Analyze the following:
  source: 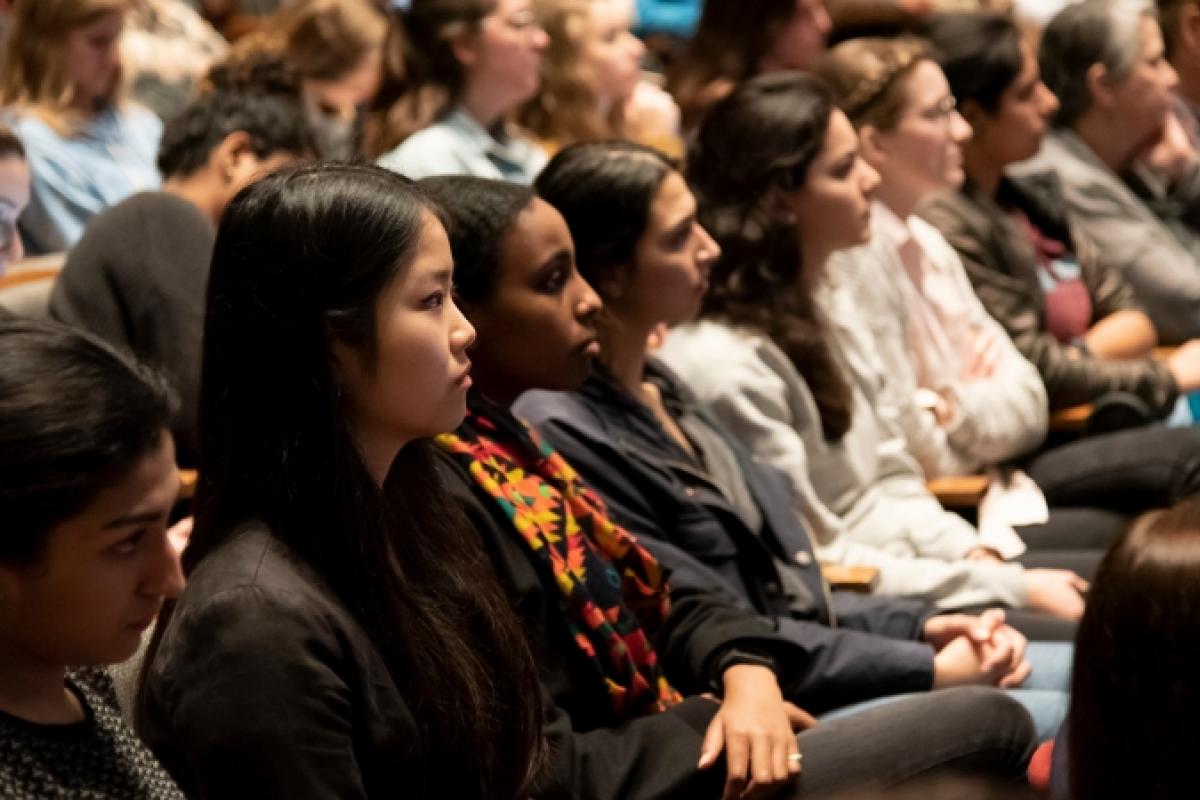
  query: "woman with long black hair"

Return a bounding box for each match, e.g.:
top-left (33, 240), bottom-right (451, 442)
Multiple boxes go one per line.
top-left (136, 163), bottom-right (544, 800)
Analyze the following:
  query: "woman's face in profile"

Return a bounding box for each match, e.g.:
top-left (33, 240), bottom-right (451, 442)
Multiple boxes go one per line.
top-left (617, 171), bottom-right (720, 329)
top-left (0, 433), bottom-right (184, 668)
top-left (334, 212), bottom-right (477, 448)
top-left (463, 198), bottom-right (602, 398)
top-left (780, 109), bottom-right (880, 268)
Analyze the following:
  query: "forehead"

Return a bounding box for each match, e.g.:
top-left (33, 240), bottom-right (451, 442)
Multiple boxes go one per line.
top-left (498, 198), bottom-right (573, 282)
top-left (900, 59), bottom-right (950, 107)
top-left (816, 109), bottom-right (858, 164)
top-left (407, 212), bottom-right (454, 276)
top-left (1138, 14), bottom-right (1164, 56)
top-left (72, 10), bottom-right (124, 38)
top-left (647, 171), bottom-right (695, 227)
top-left (492, 0), bottom-right (531, 17)
top-left (591, 0), bottom-right (633, 26)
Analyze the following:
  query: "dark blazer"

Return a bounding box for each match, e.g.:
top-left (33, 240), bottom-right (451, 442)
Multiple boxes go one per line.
top-left (140, 525), bottom-right (425, 799)
top-left (920, 173), bottom-right (1178, 415)
top-left (436, 441), bottom-right (809, 800)
top-left (514, 363), bottom-right (936, 713)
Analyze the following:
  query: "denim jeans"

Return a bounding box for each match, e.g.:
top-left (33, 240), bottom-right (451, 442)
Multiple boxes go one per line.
top-left (792, 687), bottom-right (1036, 796)
top-left (821, 642), bottom-right (1072, 742)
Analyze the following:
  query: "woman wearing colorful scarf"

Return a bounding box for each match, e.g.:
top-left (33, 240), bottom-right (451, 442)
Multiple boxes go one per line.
top-left (421, 174), bottom-right (1037, 799)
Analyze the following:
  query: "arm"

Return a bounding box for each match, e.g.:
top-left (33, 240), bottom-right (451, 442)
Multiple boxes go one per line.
top-left (1079, 230), bottom-right (1158, 358)
top-left (48, 210), bottom-right (137, 349)
top-left (923, 200), bottom-right (1179, 414)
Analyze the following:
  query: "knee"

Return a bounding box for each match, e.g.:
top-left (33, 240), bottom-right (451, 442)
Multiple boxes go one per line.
top-left (937, 687), bottom-right (1037, 769)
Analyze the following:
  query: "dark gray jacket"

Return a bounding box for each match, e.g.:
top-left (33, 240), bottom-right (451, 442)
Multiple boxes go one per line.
top-left (515, 363), bottom-right (937, 713)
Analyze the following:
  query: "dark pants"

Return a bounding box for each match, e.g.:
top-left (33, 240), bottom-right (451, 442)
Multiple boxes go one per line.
top-left (789, 687), bottom-right (1036, 797)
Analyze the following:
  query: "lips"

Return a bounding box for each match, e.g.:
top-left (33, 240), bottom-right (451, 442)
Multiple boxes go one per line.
top-left (574, 334), bottom-right (601, 357)
top-left (453, 362), bottom-right (473, 387)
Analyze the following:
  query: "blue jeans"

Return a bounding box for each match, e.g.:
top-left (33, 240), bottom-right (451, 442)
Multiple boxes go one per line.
top-left (821, 641), bottom-right (1072, 742)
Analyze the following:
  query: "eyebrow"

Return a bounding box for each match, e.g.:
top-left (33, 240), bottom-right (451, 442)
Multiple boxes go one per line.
top-left (101, 509), bottom-right (169, 530)
top-left (535, 250), bottom-right (572, 275)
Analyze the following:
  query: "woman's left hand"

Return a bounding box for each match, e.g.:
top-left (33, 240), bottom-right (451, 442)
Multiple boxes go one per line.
top-left (698, 664), bottom-right (814, 799)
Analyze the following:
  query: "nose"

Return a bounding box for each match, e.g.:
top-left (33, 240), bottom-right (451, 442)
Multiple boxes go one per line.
top-left (573, 273), bottom-right (603, 322)
top-left (1164, 59), bottom-right (1180, 91)
top-left (1038, 82), bottom-right (1060, 118)
top-left (950, 110), bottom-right (972, 145)
top-left (147, 529), bottom-right (187, 601)
top-left (814, 2), bottom-right (833, 38)
top-left (531, 25), bottom-right (550, 51)
top-left (449, 298), bottom-right (477, 352)
top-left (859, 158), bottom-right (882, 198)
top-left (630, 32), bottom-right (646, 61)
top-left (696, 223), bottom-right (721, 266)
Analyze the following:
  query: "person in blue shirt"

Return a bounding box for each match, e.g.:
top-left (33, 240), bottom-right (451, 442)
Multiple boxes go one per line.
top-left (0, 0), bottom-right (162, 255)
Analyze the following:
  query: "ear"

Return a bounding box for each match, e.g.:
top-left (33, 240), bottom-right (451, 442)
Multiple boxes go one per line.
top-left (211, 130), bottom-right (255, 186)
top-left (760, 186), bottom-right (799, 226)
top-left (450, 30), bottom-right (481, 70)
top-left (857, 124), bottom-right (888, 169)
top-left (1086, 61), bottom-right (1116, 112)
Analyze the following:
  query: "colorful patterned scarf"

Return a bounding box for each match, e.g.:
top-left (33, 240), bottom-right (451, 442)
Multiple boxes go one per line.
top-left (437, 398), bottom-right (682, 718)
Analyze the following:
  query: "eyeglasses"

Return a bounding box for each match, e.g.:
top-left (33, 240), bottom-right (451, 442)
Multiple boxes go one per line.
top-left (912, 95), bottom-right (959, 126)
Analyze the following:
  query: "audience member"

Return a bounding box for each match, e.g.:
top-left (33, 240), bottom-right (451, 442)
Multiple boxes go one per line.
top-left (1009, 0), bottom-right (1200, 343)
top-left (232, 0), bottom-right (385, 159)
top-left (49, 67), bottom-right (314, 468)
top-left (122, 0), bottom-right (230, 120)
top-left (922, 12), bottom-right (1200, 416)
top-left (0, 125), bottom-right (28, 279)
top-left (521, 140), bottom-right (1072, 738)
top-left (667, 0), bottom-right (832, 131)
top-left (137, 164), bottom-right (545, 799)
top-left (0, 318), bottom-right (185, 798)
top-left (519, 0), bottom-right (681, 155)
top-left (656, 73), bottom-right (1088, 632)
top-left (422, 172), bottom-right (1039, 799)
top-left (370, 0), bottom-right (551, 182)
top-left (816, 32), bottom-right (1200, 539)
top-left (1064, 495), bottom-right (1200, 798)
top-left (0, 0), bottom-right (162, 255)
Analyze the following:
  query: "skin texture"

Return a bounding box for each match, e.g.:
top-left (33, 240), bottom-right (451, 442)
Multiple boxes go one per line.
top-left (306, 47), bottom-right (383, 123)
top-left (582, 0), bottom-right (644, 112)
top-left (65, 10), bottom-right (125, 111)
top-left (759, 0), bottom-right (832, 74)
top-left (463, 197), bottom-right (602, 406)
top-left (775, 108), bottom-right (880, 281)
top-left (864, 59), bottom-right (972, 220)
top-left (0, 155), bottom-right (30, 274)
top-left (333, 213), bottom-right (476, 482)
top-left (456, 0), bottom-right (551, 127)
top-left (0, 433), bottom-right (185, 724)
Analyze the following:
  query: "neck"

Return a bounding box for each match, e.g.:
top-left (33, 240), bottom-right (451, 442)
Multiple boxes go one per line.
top-left (874, 180), bottom-right (918, 222)
top-left (600, 316), bottom-right (652, 399)
top-left (963, 142), bottom-right (1004, 198)
top-left (355, 431), bottom-right (403, 487)
top-left (800, 239), bottom-right (832, 288)
top-left (163, 174), bottom-right (221, 225)
top-left (1074, 114), bottom-right (1139, 174)
top-left (458, 83), bottom-right (512, 132)
top-left (0, 645), bottom-right (80, 725)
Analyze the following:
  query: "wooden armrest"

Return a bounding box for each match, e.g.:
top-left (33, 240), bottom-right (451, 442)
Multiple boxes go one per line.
top-left (178, 469), bottom-right (198, 500)
top-left (927, 474), bottom-right (991, 508)
top-left (1049, 404), bottom-right (1093, 432)
top-left (821, 564), bottom-right (880, 593)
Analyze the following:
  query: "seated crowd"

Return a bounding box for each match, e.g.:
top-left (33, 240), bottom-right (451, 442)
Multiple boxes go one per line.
top-left (5, 0), bottom-right (1200, 798)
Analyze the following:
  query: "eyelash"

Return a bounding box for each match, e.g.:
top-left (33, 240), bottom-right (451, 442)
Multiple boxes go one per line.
top-left (111, 529), bottom-right (146, 557)
top-left (539, 268), bottom-right (567, 293)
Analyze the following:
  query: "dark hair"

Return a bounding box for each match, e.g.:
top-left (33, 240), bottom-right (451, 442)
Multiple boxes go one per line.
top-left (0, 319), bottom-right (177, 564)
top-left (535, 141), bottom-right (674, 294)
top-left (156, 75), bottom-right (315, 178)
top-left (419, 175), bottom-right (535, 303)
top-left (0, 125), bottom-right (24, 160)
top-left (1068, 498), bottom-right (1200, 799)
top-left (927, 13), bottom-right (1025, 115)
top-left (667, 0), bottom-right (805, 130)
top-left (140, 163), bottom-right (542, 800)
top-left (363, 0), bottom-right (494, 156)
top-left (688, 72), bottom-right (852, 441)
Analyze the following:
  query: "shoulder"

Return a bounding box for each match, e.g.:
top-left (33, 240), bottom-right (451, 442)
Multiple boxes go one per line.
top-left (658, 321), bottom-right (790, 393)
top-left (377, 122), bottom-right (470, 177)
top-left (919, 187), bottom-right (985, 237)
top-left (513, 389), bottom-right (596, 432)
